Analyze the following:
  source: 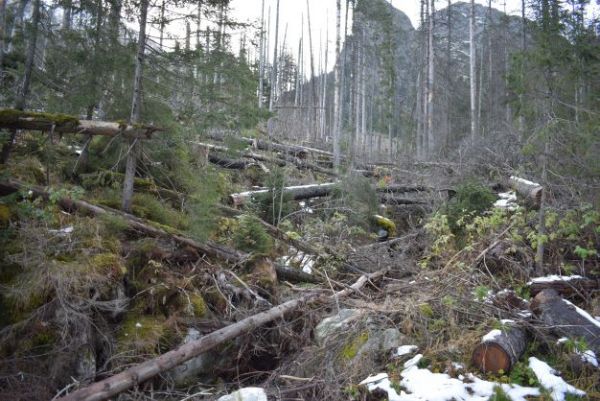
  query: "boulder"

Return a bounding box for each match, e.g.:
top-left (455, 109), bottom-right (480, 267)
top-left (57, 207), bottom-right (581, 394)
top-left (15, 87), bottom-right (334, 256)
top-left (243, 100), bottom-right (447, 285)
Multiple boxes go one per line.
top-left (217, 387), bottom-right (267, 401)
top-left (314, 309), bottom-right (365, 345)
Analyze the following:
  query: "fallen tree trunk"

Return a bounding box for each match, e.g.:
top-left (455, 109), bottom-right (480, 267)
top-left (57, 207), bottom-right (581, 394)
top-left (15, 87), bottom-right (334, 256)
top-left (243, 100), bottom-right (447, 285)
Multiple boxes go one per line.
top-left (229, 183), bottom-right (338, 207)
top-left (378, 194), bottom-right (428, 206)
top-left (530, 289), bottom-right (600, 354)
top-left (206, 132), bottom-right (308, 158)
top-left (472, 324), bottom-right (528, 374)
top-left (0, 109), bottom-right (162, 138)
top-left (275, 264), bottom-right (322, 284)
top-left (208, 152), bottom-right (258, 169)
top-left (192, 142), bottom-right (287, 167)
top-left (57, 269), bottom-right (387, 401)
top-left (528, 276), bottom-right (600, 298)
top-left (509, 176), bottom-right (543, 209)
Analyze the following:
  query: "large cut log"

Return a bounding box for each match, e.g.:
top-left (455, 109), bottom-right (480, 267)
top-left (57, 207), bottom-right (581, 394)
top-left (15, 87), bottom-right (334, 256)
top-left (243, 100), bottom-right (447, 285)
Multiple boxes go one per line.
top-left (0, 109), bottom-right (162, 139)
top-left (472, 323), bottom-right (528, 374)
top-left (56, 269), bottom-right (387, 401)
top-left (528, 276), bottom-right (600, 298)
top-left (530, 289), bottom-right (600, 354)
top-left (229, 183), bottom-right (338, 207)
top-left (509, 176), bottom-right (543, 209)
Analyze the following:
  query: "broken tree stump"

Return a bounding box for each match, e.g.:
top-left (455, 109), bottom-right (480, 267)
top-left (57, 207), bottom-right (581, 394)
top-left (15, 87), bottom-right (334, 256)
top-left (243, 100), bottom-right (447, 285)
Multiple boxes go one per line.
top-left (472, 324), bottom-right (528, 374)
top-left (530, 289), bottom-right (600, 354)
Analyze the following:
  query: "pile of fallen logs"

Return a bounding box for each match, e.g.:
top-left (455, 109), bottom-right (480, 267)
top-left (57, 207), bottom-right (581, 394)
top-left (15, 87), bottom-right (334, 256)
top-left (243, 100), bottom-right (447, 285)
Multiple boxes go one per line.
top-left (472, 281), bottom-right (600, 374)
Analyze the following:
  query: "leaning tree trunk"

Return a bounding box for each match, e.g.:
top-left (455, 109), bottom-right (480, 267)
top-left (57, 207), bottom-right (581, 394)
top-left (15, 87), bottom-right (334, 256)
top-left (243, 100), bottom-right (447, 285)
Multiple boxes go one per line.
top-left (472, 324), bottom-right (528, 374)
top-left (531, 289), bottom-right (600, 354)
top-left (122, 0), bottom-right (148, 212)
top-left (0, 0), bottom-right (40, 164)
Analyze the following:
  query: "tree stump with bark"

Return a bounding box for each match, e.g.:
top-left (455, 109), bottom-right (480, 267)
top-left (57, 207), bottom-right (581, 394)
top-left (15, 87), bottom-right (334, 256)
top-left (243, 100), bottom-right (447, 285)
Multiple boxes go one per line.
top-left (472, 324), bottom-right (528, 373)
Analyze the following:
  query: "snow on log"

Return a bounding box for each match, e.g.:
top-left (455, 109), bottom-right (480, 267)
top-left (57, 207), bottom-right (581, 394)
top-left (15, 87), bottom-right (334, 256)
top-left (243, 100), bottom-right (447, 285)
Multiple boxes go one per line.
top-left (229, 183), bottom-right (338, 207)
top-left (509, 176), bottom-right (543, 209)
top-left (472, 323), bottom-right (528, 373)
top-left (0, 109), bottom-right (162, 138)
top-left (527, 275), bottom-right (600, 298)
top-left (56, 269), bottom-right (388, 401)
top-left (530, 289), bottom-right (600, 354)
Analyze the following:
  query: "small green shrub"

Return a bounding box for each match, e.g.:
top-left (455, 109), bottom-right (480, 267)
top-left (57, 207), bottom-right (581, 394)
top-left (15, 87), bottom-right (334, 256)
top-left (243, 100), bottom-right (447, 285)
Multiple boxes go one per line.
top-left (232, 215), bottom-right (273, 254)
top-left (444, 181), bottom-right (496, 236)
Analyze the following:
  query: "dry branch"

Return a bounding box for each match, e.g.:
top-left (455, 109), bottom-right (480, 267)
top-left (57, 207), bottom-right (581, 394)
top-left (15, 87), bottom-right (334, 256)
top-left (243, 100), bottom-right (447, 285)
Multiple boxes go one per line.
top-left (57, 269), bottom-right (387, 401)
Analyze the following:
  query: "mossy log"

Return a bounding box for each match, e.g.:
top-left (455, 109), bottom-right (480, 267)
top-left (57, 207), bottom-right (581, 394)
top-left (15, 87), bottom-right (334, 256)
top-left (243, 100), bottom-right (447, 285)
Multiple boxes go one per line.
top-left (509, 176), bottom-right (543, 209)
top-left (530, 289), bottom-right (600, 354)
top-left (56, 268), bottom-right (389, 401)
top-left (0, 109), bottom-right (162, 138)
top-left (471, 324), bottom-right (528, 374)
top-left (527, 276), bottom-right (600, 298)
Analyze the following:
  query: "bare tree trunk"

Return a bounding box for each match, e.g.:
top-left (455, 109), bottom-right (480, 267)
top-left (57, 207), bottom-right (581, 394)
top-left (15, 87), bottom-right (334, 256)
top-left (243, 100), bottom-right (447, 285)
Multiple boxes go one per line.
top-left (535, 141), bottom-right (548, 274)
top-left (196, 0), bottom-right (202, 50)
top-left (0, 0), bottom-right (7, 74)
top-left (426, 0), bottom-right (435, 155)
top-left (7, 0), bottom-right (28, 53)
top-left (332, 0), bottom-right (342, 168)
top-left (258, 0), bottom-right (265, 108)
top-left (305, 0), bottom-right (318, 143)
top-left (469, 0), bottom-right (478, 142)
top-left (446, 0), bottom-right (452, 151)
top-left (122, 0), bottom-right (148, 212)
top-left (269, 0), bottom-right (280, 112)
top-left (1, 0), bottom-right (40, 164)
top-left (62, 0), bottom-right (73, 30)
top-left (320, 24), bottom-right (329, 142)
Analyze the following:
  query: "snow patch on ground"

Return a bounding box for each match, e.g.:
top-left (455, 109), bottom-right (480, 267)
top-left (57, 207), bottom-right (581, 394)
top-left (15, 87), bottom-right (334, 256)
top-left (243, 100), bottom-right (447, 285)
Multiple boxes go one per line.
top-left (360, 354), bottom-right (540, 401)
top-left (394, 345), bottom-right (418, 357)
top-left (528, 357), bottom-right (586, 401)
top-left (217, 387), bottom-right (267, 401)
top-left (510, 176), bottom-right (541, 187)
top-left (577, 349), bottom-right (599, 368)
top-left (494, 191), bottom-right (518, 210)
top-left (49, 226), bottom-right (74, 236)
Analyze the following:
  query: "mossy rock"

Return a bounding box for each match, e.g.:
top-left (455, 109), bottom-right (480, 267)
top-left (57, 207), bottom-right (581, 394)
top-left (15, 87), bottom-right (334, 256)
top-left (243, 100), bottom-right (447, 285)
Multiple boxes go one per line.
top-left (89, 252), bottom-right (127, 279)
top-left (340, 332), bottom-right (370, 360)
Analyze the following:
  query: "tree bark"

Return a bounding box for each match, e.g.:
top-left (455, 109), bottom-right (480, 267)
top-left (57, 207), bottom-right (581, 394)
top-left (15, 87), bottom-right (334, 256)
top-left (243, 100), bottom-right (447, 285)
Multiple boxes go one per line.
top-left (122, 0), bottom-right (148, 212)
top-left (426, 0), bottom-right (435, 155)
top-left (531, 289), bottom-right (600, 354)
top-left (472, 324), bottom-right (528, 374)
top-left (0, 0), bottom-right (7, 74)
